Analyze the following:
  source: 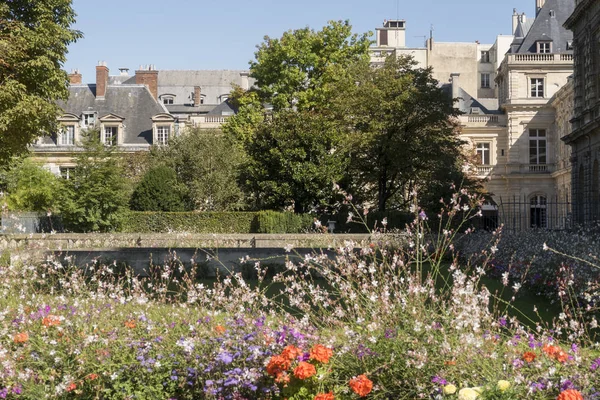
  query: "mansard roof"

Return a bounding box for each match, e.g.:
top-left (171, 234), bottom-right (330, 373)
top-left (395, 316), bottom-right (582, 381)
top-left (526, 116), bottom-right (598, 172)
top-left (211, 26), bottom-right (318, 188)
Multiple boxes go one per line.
top-left (57, 84), bottom-right (167, 145)
top-left (515, 0), bottom-right (574, 54)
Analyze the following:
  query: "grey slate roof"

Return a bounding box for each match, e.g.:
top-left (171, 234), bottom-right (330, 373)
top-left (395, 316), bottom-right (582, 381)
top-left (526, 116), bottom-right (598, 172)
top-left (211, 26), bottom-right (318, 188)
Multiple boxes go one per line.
top-left (207, 100), bottom-right (236, 116)
top-left (157, 70), bottom-right (255, 106)
top-left (514, 0), bottom-right (574, 54)
top-left (47, 84), bottom-right (166, 145)
top-left (441, 84), bottom-right (501, 114)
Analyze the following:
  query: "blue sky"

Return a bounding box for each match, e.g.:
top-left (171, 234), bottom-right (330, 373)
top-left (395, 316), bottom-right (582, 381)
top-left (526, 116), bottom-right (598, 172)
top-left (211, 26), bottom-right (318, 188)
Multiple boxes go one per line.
top-left (64, 0), bottom-right (534, 81)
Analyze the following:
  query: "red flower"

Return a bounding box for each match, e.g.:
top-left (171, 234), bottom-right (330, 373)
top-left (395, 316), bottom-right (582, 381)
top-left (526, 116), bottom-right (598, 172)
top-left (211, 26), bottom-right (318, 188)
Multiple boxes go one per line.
top-left (13, 332), bottom-right (29, 344)
top-left (42, 315), bottom-right (61, 327)
top-left (215, 325), bottom-right (226, 335)
top-left (266, 355), bottom-right (291, 377)
top-left (310, 344), bottom-right (333, 364)
top-left (314, 392), bottom-right (334, 400)
top-left (349, 374), bottom-right (373, 397)
top-left (66, 382), bottom-right (77, 392)
top-left (293, 361), bottom-right (316, 380)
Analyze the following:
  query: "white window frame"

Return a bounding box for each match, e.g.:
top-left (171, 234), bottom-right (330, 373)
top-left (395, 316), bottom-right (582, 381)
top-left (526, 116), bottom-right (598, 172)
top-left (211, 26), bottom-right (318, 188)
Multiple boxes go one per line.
top-left (162, 96), bottom-right (174, 105)
top-left (529, 129), bottom-right (547, 165)
top-left (475, 142), bottom-right (491, 165)
top-left (481, 73), bottom-right (491, 89)
top-left (60, 167), bottom-right (75, 180)
top-left (530, 78), bottom-right (545, 98)
top-left (537, 41), bottom-right (552, 54)
top-left (59, 125), bottom-right (75, 146)
top-left (156, 125), bottom-right (170, 146)
top-left (103, 125), bottom-right (118, 146)
top-left (82, 112), bottom-right (96, 128)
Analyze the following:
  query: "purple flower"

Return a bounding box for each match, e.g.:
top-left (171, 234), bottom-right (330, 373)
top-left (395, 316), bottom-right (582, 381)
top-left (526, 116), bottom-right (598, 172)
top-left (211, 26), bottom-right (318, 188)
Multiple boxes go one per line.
top-left (591, 358), bottom-right (600, 371)
top-left (561, 380), bottom-right (575, 391)
top-left (431, 376), bottom-right (448, 386)
top-left (216, 352), bottom-right (233, 364)
top-left (499, 317), bottom-right (507, 327)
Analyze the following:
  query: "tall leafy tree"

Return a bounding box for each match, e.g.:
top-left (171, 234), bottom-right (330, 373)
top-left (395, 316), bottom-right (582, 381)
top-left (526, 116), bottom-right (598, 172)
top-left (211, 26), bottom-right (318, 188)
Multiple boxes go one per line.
top-left (240, 110), bottom-right (348, 213)
top-left (250, 20), bottom-right (372, 112)
top-left (334, 55), bottom-right (466, 212)
top-left (61, 131), bottom-right (130, 232)
top-left (0, 1), bottom-right (82, 163)
top-left (150, 129), bottom-right (246, 211)
top-left (129, 165), bottom-right (185, 212)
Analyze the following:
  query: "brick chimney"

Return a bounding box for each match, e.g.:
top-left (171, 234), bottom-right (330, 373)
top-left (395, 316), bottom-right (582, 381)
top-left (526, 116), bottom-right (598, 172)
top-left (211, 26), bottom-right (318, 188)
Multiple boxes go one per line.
top-left (135, 65), bottom-right (158, 100)
top-left (194, 86), bottom-right (202, 107)
top-left (68, 69), bottom-right (82, 85)
top-left (96, 61), bottom-right (109, 98)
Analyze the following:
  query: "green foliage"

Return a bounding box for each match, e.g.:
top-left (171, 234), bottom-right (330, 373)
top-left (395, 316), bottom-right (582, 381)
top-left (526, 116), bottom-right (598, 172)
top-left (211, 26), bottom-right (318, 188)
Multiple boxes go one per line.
top-left (250, 20), bottom-right (372, 112)
top-left (332, 55), bottom-right (470, 212)
top-left (150, 129), bottom-right (246, 211)
top-left (255, 211), bottom-right (314, 234)
top-left (240, 110), bottom-right (348, 213)
top-left (323, 210), bottom-right (414, 233)
top-left (60, 130), bottom-right (130, 232)
top-left (0, 0), bottom-right (82, 163)
top-left (129, 165), bottom-right (185, 212)
top-left (0, 158), bottom-right (63, 212)
top-left (120, 211), bottom-right (258, 233)
top-left (222, 86), bottom-right (265, 144)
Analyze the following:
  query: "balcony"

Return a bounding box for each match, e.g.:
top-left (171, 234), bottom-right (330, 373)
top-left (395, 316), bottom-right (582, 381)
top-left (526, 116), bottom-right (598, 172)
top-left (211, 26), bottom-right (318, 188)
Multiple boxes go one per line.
top-left (190, 115), bottom-right (231, 129)
top-left (476, 165), bottom-right (493, 176)
top-left (505, 164), bottom-right (557, 174)
top-left (459, 114), bottom-right (506, 127)
top-left (505, 53), bottom-right (573, 65)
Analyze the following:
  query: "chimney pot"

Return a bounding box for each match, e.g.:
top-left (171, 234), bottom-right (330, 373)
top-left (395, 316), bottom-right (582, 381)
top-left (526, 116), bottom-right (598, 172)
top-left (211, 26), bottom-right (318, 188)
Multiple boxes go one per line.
top-left (68, 69), bottom-right (82, 85)
top-left (136, 66), bottom-right (159, 101)
top-left (96, 62), bottom-right (109, 98)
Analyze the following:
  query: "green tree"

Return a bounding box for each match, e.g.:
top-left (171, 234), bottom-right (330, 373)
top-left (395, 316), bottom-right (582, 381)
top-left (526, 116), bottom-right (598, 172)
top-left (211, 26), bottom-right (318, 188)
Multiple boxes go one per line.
top-left (129, 165), bottom-right (185, 212)
top-left (0, 158), bottom-right (63, 212)
top-left (240, 110), bottom-right (348, 213)
top-left (61, 130), bottom-right (129, 232)
top-left (0, 1), bottom-right (82, 163)
top-left (334, 55), bottom-right (467, 211)
top-left (150, 129), bottom-right (246, 211)
top-left (250, 20), bottom-right (371, 112)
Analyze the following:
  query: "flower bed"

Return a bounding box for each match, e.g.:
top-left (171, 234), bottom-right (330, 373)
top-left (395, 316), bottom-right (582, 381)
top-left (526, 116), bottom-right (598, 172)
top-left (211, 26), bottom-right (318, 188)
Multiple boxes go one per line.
top-left (1, 192), bottom-right (599, 399)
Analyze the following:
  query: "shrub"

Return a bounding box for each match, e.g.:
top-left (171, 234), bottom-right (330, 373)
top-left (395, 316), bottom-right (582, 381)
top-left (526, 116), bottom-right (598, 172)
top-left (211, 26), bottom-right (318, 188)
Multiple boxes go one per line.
top-left (129, 165), bottom-right (185, 212)
top-left (121, 211), bottom-right (258, 233)
top-left (255, 211), bottom-right (314, 233)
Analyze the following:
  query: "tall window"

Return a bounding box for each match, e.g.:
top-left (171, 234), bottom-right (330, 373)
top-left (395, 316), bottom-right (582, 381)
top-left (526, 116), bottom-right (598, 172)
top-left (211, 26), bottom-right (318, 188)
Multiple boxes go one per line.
top-left (481, 73), bottom-right (491, 89)
top-left (59, 125), bottom-right (75, 145)
top-left (530, 78), bottom-right (545, 97)
top-left (156, 126), bottom-right (170, 146)
top-left (529, 129), bottom-right (547, 165)
top-left (82, 112), bottom-right (96, 128)
top-left (530, 195), bottom-right (547, 228)
top-left (481, 51), bottom-right (490, 63)
top-left (476, 143), bottom-right (490, 165)
top-left (60, 167), bottom-right (74, 180)
top-left (103, 126), bottom-right (117, 145)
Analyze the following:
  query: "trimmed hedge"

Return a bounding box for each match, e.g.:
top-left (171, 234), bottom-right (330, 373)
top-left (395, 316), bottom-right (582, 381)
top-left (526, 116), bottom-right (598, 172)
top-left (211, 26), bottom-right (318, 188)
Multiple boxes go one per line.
top-left (120, 211), bottom-right (315, 234)
top-left (120, 212), bottom-right (258, 234)
top-left (255, 211), bottom-right (315, 234)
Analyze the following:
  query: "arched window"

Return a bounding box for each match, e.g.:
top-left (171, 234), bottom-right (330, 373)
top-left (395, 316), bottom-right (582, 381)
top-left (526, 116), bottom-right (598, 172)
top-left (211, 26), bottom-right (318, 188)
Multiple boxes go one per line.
top-left (530, 195), bottom-right (547, 228)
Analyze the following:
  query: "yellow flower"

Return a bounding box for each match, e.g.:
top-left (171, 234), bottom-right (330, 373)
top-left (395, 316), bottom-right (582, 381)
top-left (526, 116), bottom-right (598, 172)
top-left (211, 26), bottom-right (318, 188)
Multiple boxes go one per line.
top-left (443, 384), bottom-right (457, 395)
top-left (458, 388), bottom-right (480, 400)
top-left (497, 380), bottom-right (511, 392)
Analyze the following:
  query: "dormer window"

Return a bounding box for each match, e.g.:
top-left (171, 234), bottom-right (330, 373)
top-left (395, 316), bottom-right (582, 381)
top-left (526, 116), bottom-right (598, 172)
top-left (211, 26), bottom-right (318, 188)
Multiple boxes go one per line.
top-left (82, 112), bottom-right (96, 128)
top-left (103, 126), bottom-right (118, 145)
top-left (162, 95), bottom-right (175, 105)
top-left (481, 51), bottom-right (490, 63)
top-left (219, 95), bottom-right (229, 103)
top-left (156, 126), bottom-right (170, 146)
top-left (537, 41), bottom-right (552, 53)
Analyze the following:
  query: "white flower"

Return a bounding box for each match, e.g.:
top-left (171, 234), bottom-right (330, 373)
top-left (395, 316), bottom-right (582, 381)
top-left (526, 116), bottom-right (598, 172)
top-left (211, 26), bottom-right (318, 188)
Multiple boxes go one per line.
top-left (284, 244), bottom-right (293, 253)
top-left (543, 242), bottom-right (549, 251)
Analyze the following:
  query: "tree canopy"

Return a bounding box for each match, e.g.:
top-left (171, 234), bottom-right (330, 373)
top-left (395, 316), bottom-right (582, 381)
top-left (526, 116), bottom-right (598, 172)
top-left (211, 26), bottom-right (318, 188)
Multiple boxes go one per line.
top-left (129, 165), bottom-right (186, 212)
top-left (0, 0), bottom-right (82, 163)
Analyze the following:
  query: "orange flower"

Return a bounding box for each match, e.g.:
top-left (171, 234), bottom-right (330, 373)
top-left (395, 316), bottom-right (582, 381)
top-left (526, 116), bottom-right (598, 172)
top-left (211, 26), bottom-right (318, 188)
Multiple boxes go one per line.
top-left (293, 361), bottom-right (316, 380)
top-left (13, 332), bottom-right (29, 344)
top-left (215, 325), bottom-right (226, 335)
top-left (555, 349), bottom-right (569, 363)
top-left (266, 355), bottom-right (291, 377)
top-left (543, 344), bottom-right (559, 357)
top-left (124, 320), bottom-right (136, 329)
top-left (66, 382), bottom-right (77, 392)
top-left (275, 371), bottom-right (290, 385)
top-left (444, 360), bottom-right (457, 366)
top-left (281, 345), bottom-right (303, 361)
top-left (522, 351), bottom-right (536, 363)
top-left (314, 392), bottom-right (334, 400)
top-left (86, 373), bottom-right (99, 381)
top-left (557, 389), bottom-right (584, 400)
top-left (42, 315), bottom-right (61, 327)
top-left (349, 374), bottom-right (373, 397)
top-left (310, 344), bottom-right (333, 364)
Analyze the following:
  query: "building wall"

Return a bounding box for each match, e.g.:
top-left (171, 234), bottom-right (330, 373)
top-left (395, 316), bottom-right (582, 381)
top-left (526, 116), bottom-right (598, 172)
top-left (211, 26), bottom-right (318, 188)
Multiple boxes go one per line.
top-left (427, 41), bottom-right (480, 96)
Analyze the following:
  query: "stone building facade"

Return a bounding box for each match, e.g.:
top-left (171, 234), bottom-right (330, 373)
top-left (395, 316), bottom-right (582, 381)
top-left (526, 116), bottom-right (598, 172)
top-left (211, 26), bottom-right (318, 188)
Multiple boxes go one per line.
top-left (563, 0), bottom-right (600, 224)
